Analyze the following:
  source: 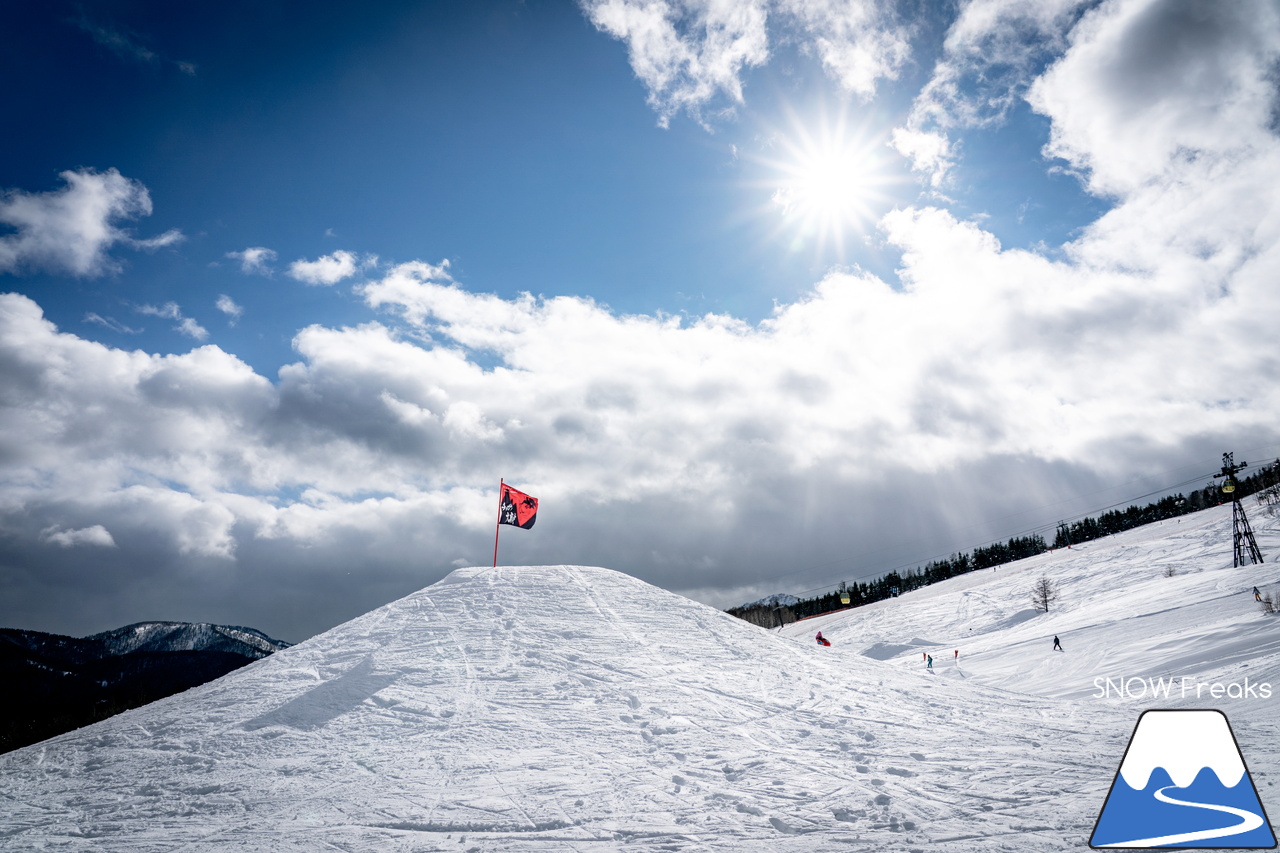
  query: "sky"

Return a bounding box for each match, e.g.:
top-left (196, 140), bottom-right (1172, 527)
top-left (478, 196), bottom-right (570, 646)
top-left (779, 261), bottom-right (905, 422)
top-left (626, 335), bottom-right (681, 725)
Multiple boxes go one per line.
top-left (3, 0), bottom-right (1280, 643)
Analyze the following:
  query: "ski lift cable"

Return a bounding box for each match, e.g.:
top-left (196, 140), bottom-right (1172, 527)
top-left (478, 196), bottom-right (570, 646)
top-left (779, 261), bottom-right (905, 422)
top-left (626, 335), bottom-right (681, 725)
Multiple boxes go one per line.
top-left (776, 461), bottom-right (1277, 600)
top-left (764, 469), bottom-right (1213, 591)
top-left (762, 465), bottom-right (1228, 592)
top-left (762, 456), bottom-right (1279, 598)
top-left (791, 472), bottom-right (1218, 596)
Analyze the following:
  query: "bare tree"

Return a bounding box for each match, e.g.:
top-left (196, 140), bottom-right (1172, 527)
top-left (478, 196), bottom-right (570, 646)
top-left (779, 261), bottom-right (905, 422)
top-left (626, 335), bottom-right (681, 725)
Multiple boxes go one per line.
top-left (1031, 576), bottom-right (1059, 613)
top-left (1258, 485), bottom-right (1280, 519)
top-left (727, 604), bottom-right (795, 629)
top-left (1262, 592), bottom-right (1275, 615)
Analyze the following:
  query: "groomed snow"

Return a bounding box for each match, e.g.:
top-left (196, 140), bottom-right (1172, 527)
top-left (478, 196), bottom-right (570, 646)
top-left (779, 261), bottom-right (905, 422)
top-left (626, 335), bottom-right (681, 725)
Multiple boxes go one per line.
top-left (1, 503), bottom-right (1277, 851)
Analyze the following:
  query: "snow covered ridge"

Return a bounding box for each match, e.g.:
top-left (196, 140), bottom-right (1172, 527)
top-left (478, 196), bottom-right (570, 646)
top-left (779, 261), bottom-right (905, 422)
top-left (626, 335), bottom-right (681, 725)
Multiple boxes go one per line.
top-left (1, 620), bottom-right (290, 662)
top-left (87, 621), bottom-right (292, 658)
top-left (734, 592), bottom-right (800, 609)
top-left (1, 621), bottom-right (291, 755)
top-left (0, 564), bottom-right (1113, 851)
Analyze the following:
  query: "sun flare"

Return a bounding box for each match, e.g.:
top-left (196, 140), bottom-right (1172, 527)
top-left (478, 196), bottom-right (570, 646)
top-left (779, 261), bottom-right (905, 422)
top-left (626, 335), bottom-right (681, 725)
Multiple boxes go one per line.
top-left (774, 148), bottom-right (873, 224)
top-left (755, 107), bottom-right (896, 260)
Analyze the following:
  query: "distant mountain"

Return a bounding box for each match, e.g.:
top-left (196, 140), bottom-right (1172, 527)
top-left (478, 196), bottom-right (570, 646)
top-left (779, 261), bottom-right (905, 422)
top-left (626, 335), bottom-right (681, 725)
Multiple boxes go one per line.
top-left (0, 621), bottom-right (290, 754)
top-left (735, 592), bottom-right (799, 610)
top-left (85, 621), bottom-right (288, 658)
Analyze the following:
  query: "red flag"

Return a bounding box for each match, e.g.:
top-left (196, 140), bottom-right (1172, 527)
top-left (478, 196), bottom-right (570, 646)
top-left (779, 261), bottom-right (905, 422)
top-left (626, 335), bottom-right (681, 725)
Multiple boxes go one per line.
top-left (498, 484), bottom-right (538, 530)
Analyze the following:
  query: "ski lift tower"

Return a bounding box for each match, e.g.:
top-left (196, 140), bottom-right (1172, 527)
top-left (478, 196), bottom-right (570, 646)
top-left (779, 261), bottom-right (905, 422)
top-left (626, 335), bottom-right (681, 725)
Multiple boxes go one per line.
top-left (1214, 452), bottom-right (1264, 567)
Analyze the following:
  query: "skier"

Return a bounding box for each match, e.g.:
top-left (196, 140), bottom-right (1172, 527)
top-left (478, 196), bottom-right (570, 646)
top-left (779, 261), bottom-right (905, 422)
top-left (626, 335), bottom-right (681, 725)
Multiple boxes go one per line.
top-left (926, 655), bottom-right (933, 669)
top-left (1053, 635), bottom-right (1063, 651)
top-left (1254, 587), bottom-right (1262, 602)
top-left (816, 632), bottom-right (831, 647)
top-left (954, 649), bottom-right (959, 661)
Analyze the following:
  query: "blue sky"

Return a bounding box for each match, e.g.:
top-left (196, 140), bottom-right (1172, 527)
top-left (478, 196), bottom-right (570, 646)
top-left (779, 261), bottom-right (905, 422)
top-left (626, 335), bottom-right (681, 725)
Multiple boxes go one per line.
top-left (3, 0), bottom-right (1101, 369)
top-left (3, 0), bottom-right (1280, 641)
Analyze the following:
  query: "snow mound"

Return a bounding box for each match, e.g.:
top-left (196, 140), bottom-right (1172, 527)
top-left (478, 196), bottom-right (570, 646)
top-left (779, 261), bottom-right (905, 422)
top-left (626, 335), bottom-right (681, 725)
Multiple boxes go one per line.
top-left (0, 564), bottom-right (1106, 851)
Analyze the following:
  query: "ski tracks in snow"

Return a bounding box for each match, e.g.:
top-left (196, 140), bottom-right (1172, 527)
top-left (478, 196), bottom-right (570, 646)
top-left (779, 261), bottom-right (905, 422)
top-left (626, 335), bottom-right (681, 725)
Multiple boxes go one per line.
top-left (0, 565), bottom-right (1115, 851)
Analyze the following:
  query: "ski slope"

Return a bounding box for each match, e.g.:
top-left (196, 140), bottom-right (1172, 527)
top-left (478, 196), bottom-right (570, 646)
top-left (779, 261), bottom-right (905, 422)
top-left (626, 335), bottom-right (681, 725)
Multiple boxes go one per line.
top-left (789, 504), bottom-right (1280, 702)
top-left (1, 504), bottom-right (1277, 851)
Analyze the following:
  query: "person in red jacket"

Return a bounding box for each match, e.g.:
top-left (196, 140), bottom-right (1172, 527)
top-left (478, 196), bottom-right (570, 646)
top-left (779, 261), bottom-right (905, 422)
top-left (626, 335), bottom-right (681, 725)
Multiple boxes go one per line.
top-left (816, 632), bottom-right (831, 647)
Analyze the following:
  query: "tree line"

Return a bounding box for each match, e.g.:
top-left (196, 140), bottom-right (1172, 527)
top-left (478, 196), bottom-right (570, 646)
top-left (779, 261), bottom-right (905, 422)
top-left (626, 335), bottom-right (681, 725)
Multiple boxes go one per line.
top-left (727, 460), bottom-right (1280, 628)
top-left (1055, 460), bottom-right (1279, 548)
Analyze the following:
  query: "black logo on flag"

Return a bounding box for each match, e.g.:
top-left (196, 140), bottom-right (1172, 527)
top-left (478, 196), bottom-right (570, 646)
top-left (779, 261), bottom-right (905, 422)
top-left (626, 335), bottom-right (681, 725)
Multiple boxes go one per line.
top-left (499, 485), bottom-right (538, 530)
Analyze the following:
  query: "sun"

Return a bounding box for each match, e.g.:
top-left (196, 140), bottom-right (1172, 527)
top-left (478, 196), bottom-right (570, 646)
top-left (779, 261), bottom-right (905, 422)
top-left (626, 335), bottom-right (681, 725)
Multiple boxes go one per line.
top-left (773, 146), bottom-right (874, 227)
top-left (751, 105), bottom-right (896, 261)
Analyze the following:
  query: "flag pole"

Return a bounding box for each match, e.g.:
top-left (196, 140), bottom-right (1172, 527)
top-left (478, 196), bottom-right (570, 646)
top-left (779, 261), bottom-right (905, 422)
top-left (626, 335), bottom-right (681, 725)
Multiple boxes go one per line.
top-left (493, 478), bottom-right (503, 568)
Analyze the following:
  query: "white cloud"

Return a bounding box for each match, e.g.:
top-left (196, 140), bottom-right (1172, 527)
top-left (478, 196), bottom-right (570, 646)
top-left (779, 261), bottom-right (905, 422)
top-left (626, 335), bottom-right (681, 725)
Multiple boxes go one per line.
top-left (6, 1), bottom-right (1280, 637)
top-left (4, 121), bottom-right (1280, 631)
top-left (0, 168), bottom-right (181, 277)
top-left (928, 0), bottom-right (1088, 126)
top-left (889, 0), bottom-right (1090, 185)
top-left (776, 0), bottom-right (911, 99)
top-left (176, 317), bottom-right (209, 341)
top-left (579, 0), bottom-right (916, 126)
top-left (580, 0), bottom-right (771, 126)
top-left (137, 302), bottom-right (182, 320)
top-left (41, 524), bottom-right (117, 548)
top-left (73, 13), bottom-right (197, 76)
top-left (137, 301), bottom-right (209, 340)
top-left (1028, 0), bottom-right (1280, 196)
top-left (126, 229), bottom-right (185, 251)
top-left (889, 127), bottom-right (953, 187)
top-left (893, 0), bottom-right (1280, 194)
top-left (227, 247), bottom-right (277, 276)
top-left (85, 313), bottom-right (141, 334)
top-left (73, 14), bottom-right (158, 65)
top-left (288, 250), bottom-right (362, 286)
top-left (216, 294), bottom-right (243, 324)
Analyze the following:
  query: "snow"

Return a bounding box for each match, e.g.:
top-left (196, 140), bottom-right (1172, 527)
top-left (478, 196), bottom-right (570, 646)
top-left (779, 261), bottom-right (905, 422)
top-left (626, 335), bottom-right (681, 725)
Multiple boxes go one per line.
top-left (1, 503), bottom-right (1277, 851)
top-left (735, 593), bottom-right (800, 609)
top-left (788, 504), bottom-right (1280, 702)
top-left (86, 622), bottom-right (290, 657)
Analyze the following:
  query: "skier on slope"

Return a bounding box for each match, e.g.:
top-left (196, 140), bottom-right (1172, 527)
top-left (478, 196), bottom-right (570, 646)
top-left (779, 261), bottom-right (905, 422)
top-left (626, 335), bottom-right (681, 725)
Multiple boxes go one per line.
top-left (816, 632), bottom-right (831, 647)
top-left (1255, 586), bottom-right (1262, 602)
top-left (1053, 635), bottom-right (1063, 651)
top-left (926, 655), bottom-right (933, 670)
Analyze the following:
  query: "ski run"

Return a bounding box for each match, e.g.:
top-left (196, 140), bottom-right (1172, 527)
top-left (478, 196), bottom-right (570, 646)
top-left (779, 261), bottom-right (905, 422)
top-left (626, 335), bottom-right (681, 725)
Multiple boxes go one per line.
top-left (2, 502), bottom-right (1278, 851)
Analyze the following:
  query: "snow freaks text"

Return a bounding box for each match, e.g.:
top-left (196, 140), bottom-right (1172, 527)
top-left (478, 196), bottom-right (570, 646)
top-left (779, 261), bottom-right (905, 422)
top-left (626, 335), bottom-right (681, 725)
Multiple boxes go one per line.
top-left (1093, 676), bottom-right (1273, 700)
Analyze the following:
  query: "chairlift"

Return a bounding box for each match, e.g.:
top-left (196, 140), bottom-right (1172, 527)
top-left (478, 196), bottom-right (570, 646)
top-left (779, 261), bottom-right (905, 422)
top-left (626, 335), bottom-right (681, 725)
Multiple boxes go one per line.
top-left (1222, 477), bottom-right (1236, 494)
top-left (840, 592), bottom-right (851, 605)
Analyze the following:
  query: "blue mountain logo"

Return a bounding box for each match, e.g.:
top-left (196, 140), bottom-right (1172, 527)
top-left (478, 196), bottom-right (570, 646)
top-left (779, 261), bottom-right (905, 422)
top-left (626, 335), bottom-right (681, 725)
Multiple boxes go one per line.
top-left (1091, 709), bottom-right (1276, 848)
